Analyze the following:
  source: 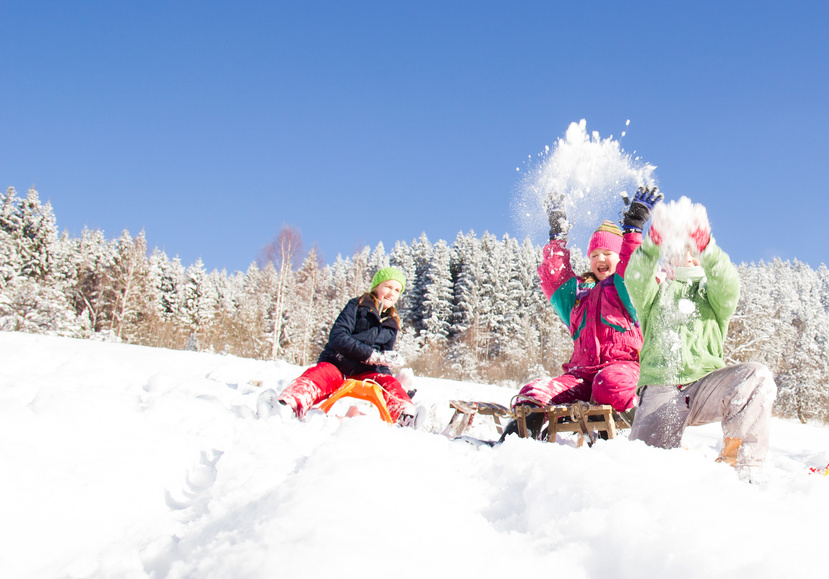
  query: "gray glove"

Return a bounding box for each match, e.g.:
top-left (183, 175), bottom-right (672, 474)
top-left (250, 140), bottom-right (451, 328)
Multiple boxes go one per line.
top-left (544, 191), bottom-right (570, 240)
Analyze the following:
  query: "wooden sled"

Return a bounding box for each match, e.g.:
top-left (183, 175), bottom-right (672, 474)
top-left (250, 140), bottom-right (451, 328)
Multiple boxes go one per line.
top-left (443, 400), bottom-right (510, 439)
top-left (445, 398), bottom-right (632, 447)
top-left (318, 379), bottom-right (394, 424)
top-left (514, 401), bottom-right (630, 447)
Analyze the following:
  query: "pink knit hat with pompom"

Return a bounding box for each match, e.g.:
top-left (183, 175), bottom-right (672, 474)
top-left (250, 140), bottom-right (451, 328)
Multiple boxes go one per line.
top-left (587, 221), bottom-right (623, 255)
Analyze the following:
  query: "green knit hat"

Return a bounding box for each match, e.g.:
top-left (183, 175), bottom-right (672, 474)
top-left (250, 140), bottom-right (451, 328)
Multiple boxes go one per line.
top-left (371, 267), bottom-right (406, 293)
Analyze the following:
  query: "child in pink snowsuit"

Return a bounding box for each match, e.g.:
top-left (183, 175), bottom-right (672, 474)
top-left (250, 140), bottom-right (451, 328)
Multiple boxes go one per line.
top-left (503, 188), bottom-right (662, 440)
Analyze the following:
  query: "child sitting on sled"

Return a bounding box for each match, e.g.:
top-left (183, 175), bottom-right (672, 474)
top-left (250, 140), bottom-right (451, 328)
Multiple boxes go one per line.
top-left (260, 266), bottom-right (419, 426)
top-left (501, 187), bottom-right (663, 441)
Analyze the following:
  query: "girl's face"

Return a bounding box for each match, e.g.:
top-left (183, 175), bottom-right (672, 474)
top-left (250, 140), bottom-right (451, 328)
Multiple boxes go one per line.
top-left (589, 249), bottom-right (620, 281)
top-left (373, 280), bottom-right (403, 309)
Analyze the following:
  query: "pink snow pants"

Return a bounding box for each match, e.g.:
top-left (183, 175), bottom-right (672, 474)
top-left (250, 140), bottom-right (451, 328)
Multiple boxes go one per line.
top-left (278, 362), bottom-right (413, 421)
top-left (515, 361), bottom-right (639, 412)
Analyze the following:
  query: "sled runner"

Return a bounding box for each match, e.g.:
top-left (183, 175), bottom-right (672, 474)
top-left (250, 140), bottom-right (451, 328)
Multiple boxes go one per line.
top-left (318, 379), bottom-right (394, 424)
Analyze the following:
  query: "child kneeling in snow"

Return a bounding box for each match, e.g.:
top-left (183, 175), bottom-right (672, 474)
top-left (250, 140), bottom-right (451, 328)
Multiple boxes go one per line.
top-left (623, 197), bottom-right (777, 481)
top-left (501, 187), bottom-right (662, 440)
top-left (263, 267), bottom-right (419, 427)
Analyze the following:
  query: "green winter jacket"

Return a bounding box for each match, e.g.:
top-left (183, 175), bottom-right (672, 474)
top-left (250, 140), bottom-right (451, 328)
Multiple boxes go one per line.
top-left (624, 237), bottom-right (740, 388)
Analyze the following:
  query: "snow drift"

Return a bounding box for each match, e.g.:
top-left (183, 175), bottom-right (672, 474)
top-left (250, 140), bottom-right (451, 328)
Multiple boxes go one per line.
top-left (1, 331), bottom-right (827, 578)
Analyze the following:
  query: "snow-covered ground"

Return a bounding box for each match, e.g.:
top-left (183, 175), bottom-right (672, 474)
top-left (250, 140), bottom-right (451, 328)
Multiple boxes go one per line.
top-left (1, 331), bottom-right (827, 579)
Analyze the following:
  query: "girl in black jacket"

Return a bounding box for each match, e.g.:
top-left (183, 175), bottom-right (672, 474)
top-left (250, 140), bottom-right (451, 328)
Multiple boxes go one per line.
top-left (275, 267), bottom-right (417, 424)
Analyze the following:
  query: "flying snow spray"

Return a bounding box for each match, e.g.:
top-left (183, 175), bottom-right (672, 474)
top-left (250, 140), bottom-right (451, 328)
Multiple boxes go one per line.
top-left (650, 196), bottom-right (710, 265)
top-left (512, 119), bottom-right (656, 253)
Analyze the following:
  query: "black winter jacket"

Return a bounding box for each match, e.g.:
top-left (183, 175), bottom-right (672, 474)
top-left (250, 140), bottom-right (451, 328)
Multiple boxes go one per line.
top-left (318, 295), bottom-right (400, 376)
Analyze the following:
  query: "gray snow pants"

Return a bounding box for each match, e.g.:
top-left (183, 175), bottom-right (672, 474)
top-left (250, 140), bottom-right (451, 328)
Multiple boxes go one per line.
top-left (629, 362), bottom-right (777, 467)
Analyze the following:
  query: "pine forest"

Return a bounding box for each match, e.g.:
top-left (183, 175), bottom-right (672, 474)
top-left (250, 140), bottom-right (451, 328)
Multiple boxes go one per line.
top-left (2, 187), bottom-right (828, 423)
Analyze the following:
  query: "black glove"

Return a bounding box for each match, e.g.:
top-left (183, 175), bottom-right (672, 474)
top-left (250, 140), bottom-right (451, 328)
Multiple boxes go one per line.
top-left (544, 191), bottom-right (569, 240)
top-left (622, 186), bottom-right (663, 233)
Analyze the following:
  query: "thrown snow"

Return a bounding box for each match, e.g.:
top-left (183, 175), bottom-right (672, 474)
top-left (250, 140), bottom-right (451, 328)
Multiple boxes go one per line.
top-left (512, 119), bottom-right (657, 251)
top-left (651, 195), bottom-right (710, 263)
top-left (1, 332), bottom-right (828, 578)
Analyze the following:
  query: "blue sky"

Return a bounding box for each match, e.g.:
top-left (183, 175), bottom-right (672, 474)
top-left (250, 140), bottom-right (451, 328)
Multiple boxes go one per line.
top-left (3, 1), bottom-right (828, 273)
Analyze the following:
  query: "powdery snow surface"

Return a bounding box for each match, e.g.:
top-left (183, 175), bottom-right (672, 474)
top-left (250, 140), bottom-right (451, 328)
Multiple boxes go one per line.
top-left (1, 332), bottom-right (828, 579)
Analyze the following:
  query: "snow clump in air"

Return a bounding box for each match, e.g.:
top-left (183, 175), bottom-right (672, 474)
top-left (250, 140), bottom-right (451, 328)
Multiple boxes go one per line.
top-left (512, 119), bottom-right (657, 252)
top-left (651, 195), bottom-right (710, 263)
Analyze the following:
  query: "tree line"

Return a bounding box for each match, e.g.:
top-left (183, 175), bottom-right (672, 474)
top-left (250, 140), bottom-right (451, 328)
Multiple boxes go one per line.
top-left (2, 186), bottom-right (827, 422)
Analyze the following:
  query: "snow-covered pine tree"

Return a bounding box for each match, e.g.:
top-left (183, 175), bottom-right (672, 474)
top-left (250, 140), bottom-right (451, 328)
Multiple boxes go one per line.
top-left (282, 248), bottom-right (326, 366)
top-left (231, 262), bottom-right (272, 359)
top-left (726, 261), bottom-right (780, 370)
top-left (148, 250), bottom-right (186, 348)
top-left (0, 188), bottom-right (78, 335)
top-left (368, 241), bottom-right (389, 275)
top-left (351, 245), bottom-right (372, 294)
top-left (110, 230), bottom-right (154, 341)
top-left (447, 230), bottom-right (484, 378)
top-left (389, 239), bottom-right (415, 319)
top-left (327, 255), bottom-right (354, 312)
top-left (772, 259), bottom-right (829, 423)
top-left (419, 239), bottom-right (454, 371)
top-left (476, 231), bottom-right (504, 361)
top-left (202, 268), bottom-right (240, 354)
top-left (179, 258), bottom-right (216, 350)
top-left (400, 233), bottom-right (433, 342)
top-left (61, 227), bottom-right (114, 335)
top-left (0, 188), bottom-right (23, 288)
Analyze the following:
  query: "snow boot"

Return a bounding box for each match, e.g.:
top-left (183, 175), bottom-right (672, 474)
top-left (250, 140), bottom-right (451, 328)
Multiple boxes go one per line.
top-left (716, 437), bottom-right (743, 467)
top-left (256, 388), bottom-right (296, 420)
top-left (499, 405), bottom-right (545, 442)
top-left (397, 405), bottom-right (428, 430)
top-left (619, 406), bottom-right (636, 428)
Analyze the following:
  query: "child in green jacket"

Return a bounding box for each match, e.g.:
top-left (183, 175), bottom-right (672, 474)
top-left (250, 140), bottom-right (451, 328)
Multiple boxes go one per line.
top-left (624, 197), bottom-right (777, 482)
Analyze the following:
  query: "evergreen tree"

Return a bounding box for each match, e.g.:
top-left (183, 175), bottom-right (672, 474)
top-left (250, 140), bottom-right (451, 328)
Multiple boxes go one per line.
top-left (368, 241), bottom-right (389, 275)
top-left (0, 187), bottom-right (78, 335)
top-left (283, 248), bottom-right (325, 366)
top-left (399, 233), bottom-right (432, 339)
top-left (448, 230), bottom-right (485, 378)
top-left (147, 250), bottom-right (186, 348)
top-left (16, 188), bottom-right (58, 281)
top-left (389, 239), bottom-right (415, 321)
top-left (233, 263), bottom-right (273, 359)
top-left (180, 258), bottom-right (215, 347)
top-left (420, 239), bottom-right (453, 346)
top-left (61, 227), bottom-right (114, 334)
top-left (110, 230), bottom-right (153, 341)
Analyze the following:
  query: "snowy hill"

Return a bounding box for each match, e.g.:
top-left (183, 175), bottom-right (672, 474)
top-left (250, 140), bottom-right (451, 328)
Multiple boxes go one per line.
top-left (1, 331), bottom-right (828, 578)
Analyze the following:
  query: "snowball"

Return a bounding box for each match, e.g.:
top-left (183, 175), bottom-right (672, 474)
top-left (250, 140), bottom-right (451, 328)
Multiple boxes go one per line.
top-left (678, 298), bottom-right (696, 315)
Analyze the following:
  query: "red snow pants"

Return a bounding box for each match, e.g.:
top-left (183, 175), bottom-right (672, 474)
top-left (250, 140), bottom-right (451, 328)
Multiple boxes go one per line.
top-left (278, 362), bottom-right (413, 421)
top-left (514, 361), bottom-right (639, 412)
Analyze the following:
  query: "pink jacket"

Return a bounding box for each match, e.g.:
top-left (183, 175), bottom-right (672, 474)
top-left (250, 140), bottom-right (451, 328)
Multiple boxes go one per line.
top-left (537, 232), bottom-right (643, 372)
